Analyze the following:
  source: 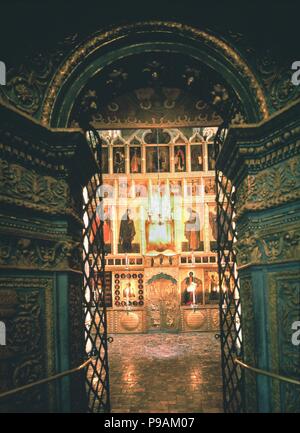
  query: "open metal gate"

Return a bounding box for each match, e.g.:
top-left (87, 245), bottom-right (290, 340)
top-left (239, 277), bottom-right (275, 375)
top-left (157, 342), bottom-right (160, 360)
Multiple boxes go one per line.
top-left (82, 128), bottom-right (110, 412)
top-left (214, 106), bottom-right (244, 413)
top-left (81, 113), bottom-right (244, 412)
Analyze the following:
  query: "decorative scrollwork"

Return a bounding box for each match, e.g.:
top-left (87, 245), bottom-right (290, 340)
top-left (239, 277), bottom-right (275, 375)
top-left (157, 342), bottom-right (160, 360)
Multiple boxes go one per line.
top-left (239, 278), bottom-right (257, 412)
top-left (0, 235), bottom-right (80, 271)
top-left (0, 34), bottom-right (79, 116)
top-left (268, 273), bottom-right (300, 413)
top-left (236, 157), bottom-right (300, 217)
top-left (40, 22), bottom-right (269, 125)
top-left (0, 159), bottom-right (69, 211)
top-left (237, 229), bottom-right (300, 266)
top-left (0, 280), bottom-right (54, 413)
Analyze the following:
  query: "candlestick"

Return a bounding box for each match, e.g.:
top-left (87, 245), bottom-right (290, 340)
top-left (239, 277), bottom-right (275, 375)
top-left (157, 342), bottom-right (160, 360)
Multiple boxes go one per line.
top-left (191, 250), bottom-right (195, 266)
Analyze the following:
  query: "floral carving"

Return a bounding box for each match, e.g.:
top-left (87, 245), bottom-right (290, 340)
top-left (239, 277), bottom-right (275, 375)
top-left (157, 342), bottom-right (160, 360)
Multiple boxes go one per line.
top-left (0, 236), bottom-right (79, 270)
top-left (236, 230), bottom-right (262, 265)
top-left (240, 278), bottom-right (257, 412)
top-left (236, 229), bottom-right (300, 266)
top-left (269, 274), bottom-right (300, 413)
top-left (0, 35), bottom-right (79, 116)
top-left (0, 285), bottom-right (51, 412)
top-left (236, 157), bottom-right (300, 216)
top-left (255, 50), bottom-right (300, 112)
top-left (270, 69), bottom-right (300, 111)
top-left (0, 159), bottom-right (69, 211)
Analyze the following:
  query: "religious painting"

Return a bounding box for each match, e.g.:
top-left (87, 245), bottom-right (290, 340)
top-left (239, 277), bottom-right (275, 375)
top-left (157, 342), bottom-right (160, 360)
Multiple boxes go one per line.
top-left (204, 177), bottom-right (216, 194)
top-left (94, 271), bottom-right (112, 307)
top-left (97, 179), bottom-right (114, 200)
top-left (134, 180), bottom-right (148, 198)
top-left (144, 129), bottom-right (171, 144)
top-left (90, 202), bottom-right (113, 254)
top-left (146, 273), bottom-right (180, 331)
top-left (118, 179), bottom-right (129, 198)
top-left (113, 147), bottom-right (126, 173)
top-left (102, 205), bottom-right (113, 253)
top-left (181, 271), bottom-right (203, 305)
top-left (207, 143), bottom-right (215, 171)
top-left (130, 146), bottom-right (141, 173)
top-left (182, 206), bottom-right (204, 252)
top-left (174, 145), bottom-right (186, 172)
top-left (145, 181), bottom-right (175, 253)
top-left (121, 279), bottom-right (137, 306)
top-left (169, 180), bottom-right (182, 197)
top-left (146, 146), bottom-right (170, 173)
top-left (118, 207), bottom-right (140, 253)
top-left (190, 144), bottom-right (203, 171)
top-left (100, 146), bottom-right (109, 174)
top-left (114, 272), bottom-right (144, 307)
top-left (127, 180), bottom-right (135, 198)
top-left (204, 269), bottom-right (220, 304)
top-left (208, 203), bottom-right (217, 251)
top-left (186, 178), bottom-right (202, 196)
top-left (145, 213), bottom-right (175, 253)
top-left (118, 179), bottom-right (135, 199)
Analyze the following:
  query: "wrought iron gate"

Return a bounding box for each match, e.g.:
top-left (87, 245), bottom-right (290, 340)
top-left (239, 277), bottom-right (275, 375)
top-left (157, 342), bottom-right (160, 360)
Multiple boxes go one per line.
top-left (214, 106), bottom-right (244, 413)
top-left (82, 128), bottom-right (110, 412)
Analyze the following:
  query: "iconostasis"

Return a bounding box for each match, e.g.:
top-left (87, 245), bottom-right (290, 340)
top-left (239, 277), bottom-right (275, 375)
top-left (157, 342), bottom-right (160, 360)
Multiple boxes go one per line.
top-left (88, 127), bottom-right (222, 334)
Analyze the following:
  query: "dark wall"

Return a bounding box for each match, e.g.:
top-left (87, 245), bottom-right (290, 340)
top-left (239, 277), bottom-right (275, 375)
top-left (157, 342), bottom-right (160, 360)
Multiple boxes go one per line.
top-left (0, 0), bottom-right (299, 62)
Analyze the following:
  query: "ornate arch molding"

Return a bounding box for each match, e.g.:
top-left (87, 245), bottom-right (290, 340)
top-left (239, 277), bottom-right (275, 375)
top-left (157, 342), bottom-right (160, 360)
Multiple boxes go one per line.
top-left (147, 273), bottom-right (177, 285)
top-left (41, 21), bottom-right (269, 127)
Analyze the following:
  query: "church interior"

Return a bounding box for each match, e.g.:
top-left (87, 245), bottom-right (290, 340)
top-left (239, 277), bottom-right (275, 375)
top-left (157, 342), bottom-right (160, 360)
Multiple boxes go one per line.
top-left (89, 125), bottom-right (220, 333)
top-left (0, 0), bottom-right (299, 414)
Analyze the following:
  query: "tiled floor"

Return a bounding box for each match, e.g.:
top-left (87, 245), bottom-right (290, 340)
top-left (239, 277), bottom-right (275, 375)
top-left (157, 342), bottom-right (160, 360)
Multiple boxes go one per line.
top-left (109, 332), bottom-right (223, 413)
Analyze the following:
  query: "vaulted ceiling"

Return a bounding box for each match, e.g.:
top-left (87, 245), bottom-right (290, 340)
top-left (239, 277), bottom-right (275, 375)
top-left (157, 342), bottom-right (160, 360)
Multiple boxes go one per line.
top-left (69, 51), bottom-right (229, 128)
top-left (0, 0), bottom-right (299, 126)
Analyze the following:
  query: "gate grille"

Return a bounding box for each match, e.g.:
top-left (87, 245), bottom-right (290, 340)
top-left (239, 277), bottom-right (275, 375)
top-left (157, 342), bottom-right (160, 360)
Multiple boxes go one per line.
top-left (83, 129), bottom-right (110, 412)
top-left (214, 106), bottom-right (244, 413)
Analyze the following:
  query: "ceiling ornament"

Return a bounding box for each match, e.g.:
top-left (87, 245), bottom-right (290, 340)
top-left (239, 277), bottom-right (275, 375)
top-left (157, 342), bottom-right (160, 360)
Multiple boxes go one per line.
top-left (40, 21), bottom-right (269, 126)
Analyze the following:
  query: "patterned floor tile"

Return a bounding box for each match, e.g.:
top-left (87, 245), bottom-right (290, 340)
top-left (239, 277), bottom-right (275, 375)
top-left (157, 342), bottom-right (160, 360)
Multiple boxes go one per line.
top-left (108, 332), bottom-right (223, 413)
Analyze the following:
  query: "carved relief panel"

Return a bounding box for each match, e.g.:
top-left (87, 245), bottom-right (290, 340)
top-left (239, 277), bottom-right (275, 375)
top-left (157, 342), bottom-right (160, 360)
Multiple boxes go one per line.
top-left (145, 271), bottom-right (180, 332)
top-left (268, 272), bottom-right (300, 413)
top-left (0, 277), bottom-right (55, 413)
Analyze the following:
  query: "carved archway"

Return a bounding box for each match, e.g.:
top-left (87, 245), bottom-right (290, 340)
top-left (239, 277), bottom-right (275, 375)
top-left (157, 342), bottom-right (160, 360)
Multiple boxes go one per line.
top-left (41, 21), bottom-right (269, 127)
top-left (39, 21), bottom-right (270, 413)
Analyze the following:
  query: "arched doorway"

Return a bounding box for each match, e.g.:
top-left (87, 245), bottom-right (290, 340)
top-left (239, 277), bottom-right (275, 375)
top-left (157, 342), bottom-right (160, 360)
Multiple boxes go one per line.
top-left (41, 21), bottom-right (268, 413)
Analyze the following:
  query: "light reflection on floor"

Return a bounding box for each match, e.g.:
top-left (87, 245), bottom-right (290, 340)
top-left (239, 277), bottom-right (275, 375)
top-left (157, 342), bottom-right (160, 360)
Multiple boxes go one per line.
top-left (109, 332), bottom-right (223, 413)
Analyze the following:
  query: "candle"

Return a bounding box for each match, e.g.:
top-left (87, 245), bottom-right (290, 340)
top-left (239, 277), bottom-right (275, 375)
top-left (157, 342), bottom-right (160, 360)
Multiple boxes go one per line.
top-left (187, 276), bottom-right (197, 307)
top-left (191, 250), bottom-right (195, 266)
